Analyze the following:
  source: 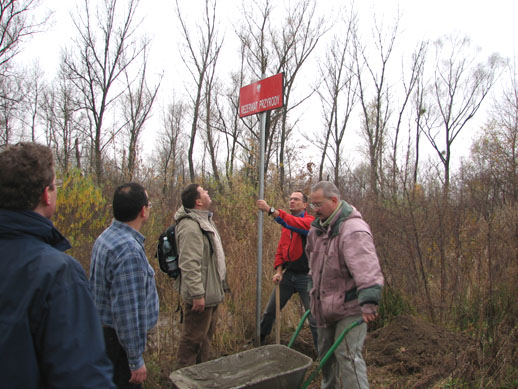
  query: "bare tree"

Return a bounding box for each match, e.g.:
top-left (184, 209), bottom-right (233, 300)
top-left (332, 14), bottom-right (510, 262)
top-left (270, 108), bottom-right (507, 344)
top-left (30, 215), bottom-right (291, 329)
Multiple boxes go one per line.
top-left (0, 0), bottom-right (48, 146)
top-left (40, 62), bottom-right (85, 172)
top-left (0, 68), bottom-right (23, 145)
top-left (237, 0), bottom-right (281, 183)
top-left (389, 40), bottom-right (427, 193)
top-left (120, 48), bottom-right (161, 181)
top-left (0, 0), bottom-right (47, 70)
top-left (274, 0), bottom-right (326, 189)
top-left (354, 14), bottom-right (399, 198)
top-left (421, 35), bottom-right (502, 192)
top-left (470, 59), bottom-right (518, 204)
top-left (156, 98), bottom-right (186, 196)
top-left (238, 0), bottom-right (326, 189)
top-left (22, 62), bottom-right (44, 142)
top-left (411, 67), bottom-right (427, 188)
top-left (175, 0), bottom-right (222, 182)
top-left (202, 62), bottom-right (223, 190)
top-left (315, 9), bottom-right (358, 184)
top-left (63, 0), bottom-right (145, 182)
top-left (214, 67), bottom-right (249, 182)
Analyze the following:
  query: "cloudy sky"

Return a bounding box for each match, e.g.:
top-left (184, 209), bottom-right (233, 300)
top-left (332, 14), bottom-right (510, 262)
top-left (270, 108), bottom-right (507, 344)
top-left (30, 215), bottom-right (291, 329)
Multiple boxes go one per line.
top-left (30, 0), bottom-right (518, 77)
top-left (19, 0), bottom-right (518, 165)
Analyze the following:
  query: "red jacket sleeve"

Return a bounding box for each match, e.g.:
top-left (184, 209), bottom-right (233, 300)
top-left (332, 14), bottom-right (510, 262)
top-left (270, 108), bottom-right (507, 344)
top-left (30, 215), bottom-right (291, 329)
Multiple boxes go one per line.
top-left (276, 209), bottom-right (314, 229)
top-left (273, 210), bottom-right (314, 269)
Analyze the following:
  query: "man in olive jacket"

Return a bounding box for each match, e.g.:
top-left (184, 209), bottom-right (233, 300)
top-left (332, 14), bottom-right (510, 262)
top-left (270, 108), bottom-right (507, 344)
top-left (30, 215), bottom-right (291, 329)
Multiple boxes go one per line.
top-left (174, 183), bottom-right (227, 368)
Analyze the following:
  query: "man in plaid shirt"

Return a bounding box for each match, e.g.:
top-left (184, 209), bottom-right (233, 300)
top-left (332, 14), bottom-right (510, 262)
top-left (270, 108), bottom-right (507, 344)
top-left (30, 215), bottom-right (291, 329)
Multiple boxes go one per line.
top-left (90, 182), bottom-right (159, 388)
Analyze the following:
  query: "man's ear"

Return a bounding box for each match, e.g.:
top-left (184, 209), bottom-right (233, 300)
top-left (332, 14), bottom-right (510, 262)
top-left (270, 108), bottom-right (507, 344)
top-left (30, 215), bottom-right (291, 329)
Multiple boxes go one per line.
top-left (41, 186), bottom-right (51, 206)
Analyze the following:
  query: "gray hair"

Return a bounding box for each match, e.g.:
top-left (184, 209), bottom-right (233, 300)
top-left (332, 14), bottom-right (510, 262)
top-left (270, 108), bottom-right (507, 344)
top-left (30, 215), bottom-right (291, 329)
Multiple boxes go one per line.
top-left (311, 181), bottom-right (341, 200)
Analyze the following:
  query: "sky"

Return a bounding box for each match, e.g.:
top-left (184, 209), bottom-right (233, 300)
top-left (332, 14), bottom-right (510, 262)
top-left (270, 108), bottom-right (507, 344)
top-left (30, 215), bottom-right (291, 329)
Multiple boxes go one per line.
top-left (18, 0), bottom-right (518, 168)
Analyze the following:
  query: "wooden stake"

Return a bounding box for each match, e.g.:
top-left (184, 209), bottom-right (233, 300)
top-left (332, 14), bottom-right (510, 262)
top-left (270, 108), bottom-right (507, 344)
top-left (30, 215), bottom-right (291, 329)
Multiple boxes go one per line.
top-left (275, 283), bottom-right (281, 344)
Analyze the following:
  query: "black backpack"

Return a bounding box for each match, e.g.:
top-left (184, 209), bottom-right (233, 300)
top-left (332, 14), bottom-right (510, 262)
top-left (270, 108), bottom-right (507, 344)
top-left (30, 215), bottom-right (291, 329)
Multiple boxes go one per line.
top-left (156, 219), bottom-right (212, 279)
top-left (156, 224), bottom-right (180, 279)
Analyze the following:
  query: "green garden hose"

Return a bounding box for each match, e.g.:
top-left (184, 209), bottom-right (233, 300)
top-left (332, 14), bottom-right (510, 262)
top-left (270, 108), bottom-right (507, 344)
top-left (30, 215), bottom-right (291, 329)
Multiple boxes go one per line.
top-left (287, 309), bottom-right (312, 348)
top-left (288, 310), bottom-right (364, 389)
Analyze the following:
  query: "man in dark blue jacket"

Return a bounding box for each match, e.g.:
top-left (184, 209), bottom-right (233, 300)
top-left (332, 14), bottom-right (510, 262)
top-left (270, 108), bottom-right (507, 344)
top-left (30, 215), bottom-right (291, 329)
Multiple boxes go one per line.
top-left (0, 143), bottom-right (114, 388)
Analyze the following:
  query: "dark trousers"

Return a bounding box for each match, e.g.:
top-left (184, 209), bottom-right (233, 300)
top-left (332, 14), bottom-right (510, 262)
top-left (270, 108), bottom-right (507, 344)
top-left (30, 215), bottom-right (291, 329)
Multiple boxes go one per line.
top-left (103, 327), bottom-right (142, 389)
top-left (260, 271), bottom-right (318, 350)
top-left (176, 304), bottom-right (219, 368)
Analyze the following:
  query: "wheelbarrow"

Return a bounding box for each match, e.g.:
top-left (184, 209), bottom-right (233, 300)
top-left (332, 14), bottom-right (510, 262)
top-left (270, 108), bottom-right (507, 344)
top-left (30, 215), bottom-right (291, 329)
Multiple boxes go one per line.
top-left (170, 310), bottom-right (363, 389)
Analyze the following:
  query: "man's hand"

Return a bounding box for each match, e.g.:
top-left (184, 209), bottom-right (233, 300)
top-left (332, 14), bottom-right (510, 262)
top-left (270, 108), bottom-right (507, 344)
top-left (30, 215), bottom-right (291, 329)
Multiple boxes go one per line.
top-left (272, 272), bottom-right (282, 284)
top-left (129, 364), bottom-right (146, 384)
top-left (257, 199), bottom-right (270, 212)
top-left (361, 304), bottom-right (379, 323)
top-left (192, 297), bottom-right (205, 312)
top-left (361, 311), bottom-right (378, 323)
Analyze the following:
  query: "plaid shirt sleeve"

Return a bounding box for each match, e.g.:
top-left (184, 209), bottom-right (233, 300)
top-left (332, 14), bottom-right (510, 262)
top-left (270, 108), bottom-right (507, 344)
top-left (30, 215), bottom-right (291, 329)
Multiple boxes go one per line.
top-left (90, 222), bottom-right (159, 371)
top-left (110, 246), bottom-right (157, 370)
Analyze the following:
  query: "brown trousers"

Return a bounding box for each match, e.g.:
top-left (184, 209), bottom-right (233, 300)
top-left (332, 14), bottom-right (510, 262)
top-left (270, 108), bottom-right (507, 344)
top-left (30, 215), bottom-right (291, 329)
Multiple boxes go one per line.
top-left (176, 304), bottom-right (219, 368)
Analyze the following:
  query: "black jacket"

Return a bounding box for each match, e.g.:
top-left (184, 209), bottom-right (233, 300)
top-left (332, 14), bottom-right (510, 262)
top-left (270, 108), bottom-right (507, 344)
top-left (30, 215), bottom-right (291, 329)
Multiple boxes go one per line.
top-left (0, 209), bottom-right (114, 388)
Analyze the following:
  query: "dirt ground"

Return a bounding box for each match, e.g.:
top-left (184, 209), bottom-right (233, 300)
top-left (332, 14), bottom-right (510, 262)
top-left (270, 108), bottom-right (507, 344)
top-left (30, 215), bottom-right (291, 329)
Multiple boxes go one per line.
top-left (284, 314), bottom-right (478, 388)
top-left (163, 314), bottom-right (479, 388)
top-left (364, 314), bottom-right (479, 388)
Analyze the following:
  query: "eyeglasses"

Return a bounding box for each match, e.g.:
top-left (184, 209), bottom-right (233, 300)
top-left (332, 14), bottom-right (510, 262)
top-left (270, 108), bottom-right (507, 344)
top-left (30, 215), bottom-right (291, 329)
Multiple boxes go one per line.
top-left (309, 199), bottom-right (328, 210)
top-left (49, 179), bottom-right (63, 190)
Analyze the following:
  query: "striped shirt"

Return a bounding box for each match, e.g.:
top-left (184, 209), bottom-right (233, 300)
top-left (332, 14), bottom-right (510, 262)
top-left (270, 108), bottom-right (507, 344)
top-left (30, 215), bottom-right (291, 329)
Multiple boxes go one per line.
top-left (90, 220), bottom-right (159, 370)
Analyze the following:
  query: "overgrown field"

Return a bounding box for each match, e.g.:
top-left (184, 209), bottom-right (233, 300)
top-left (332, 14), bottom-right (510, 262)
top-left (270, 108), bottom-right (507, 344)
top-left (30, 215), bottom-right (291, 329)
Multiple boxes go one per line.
top-left (55, 173), bottom-right (518, 388)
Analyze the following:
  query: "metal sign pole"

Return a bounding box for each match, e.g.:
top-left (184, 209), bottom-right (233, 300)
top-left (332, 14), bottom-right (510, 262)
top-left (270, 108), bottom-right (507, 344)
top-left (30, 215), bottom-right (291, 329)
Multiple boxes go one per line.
top-left (238, 72), bottom-right (282, 347)
top-left (256, 109), bottom-right (266, 346)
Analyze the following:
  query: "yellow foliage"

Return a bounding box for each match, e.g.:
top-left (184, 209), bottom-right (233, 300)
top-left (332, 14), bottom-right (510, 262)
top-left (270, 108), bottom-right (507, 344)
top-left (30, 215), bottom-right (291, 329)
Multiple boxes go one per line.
top-left (53, 170), bottom-right (111, 271)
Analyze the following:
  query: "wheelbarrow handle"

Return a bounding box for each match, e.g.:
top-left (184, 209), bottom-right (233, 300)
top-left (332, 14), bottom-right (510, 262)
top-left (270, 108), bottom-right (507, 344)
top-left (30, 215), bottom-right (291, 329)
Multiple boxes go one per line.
top-left (300, 318), bottom-right (364, 389)
top-left (287, 309), bottom-right (311, 348)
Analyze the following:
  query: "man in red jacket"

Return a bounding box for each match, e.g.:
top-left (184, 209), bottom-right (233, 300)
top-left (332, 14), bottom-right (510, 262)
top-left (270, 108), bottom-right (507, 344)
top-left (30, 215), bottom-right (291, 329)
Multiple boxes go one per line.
top-left (257, 191), bottom-right (317, 350)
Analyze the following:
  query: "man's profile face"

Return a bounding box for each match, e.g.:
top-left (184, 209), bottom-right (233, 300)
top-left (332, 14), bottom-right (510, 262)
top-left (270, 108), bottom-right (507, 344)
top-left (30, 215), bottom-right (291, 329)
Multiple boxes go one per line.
top-left (46, 173), bottom-right (59, 219)
top-left (143, 190), bottom-right (151, 222)
top-left (196, 186), bottom-right (212, 210)
top-left (310, 189), bottom-right (337, 220)
top-left (289, 192), bottom-right (306, 214)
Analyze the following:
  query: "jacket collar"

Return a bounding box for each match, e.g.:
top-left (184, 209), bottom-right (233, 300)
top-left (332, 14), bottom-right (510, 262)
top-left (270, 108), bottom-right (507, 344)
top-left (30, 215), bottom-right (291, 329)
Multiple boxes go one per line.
top-left (311, 200), bottom-right (353, 237)
top-left (0, 209), bottom-right (71, 252)
top-left (111, 219), bottom-right (145, 244)
top-left (174, 206), bottom-right (213, 230)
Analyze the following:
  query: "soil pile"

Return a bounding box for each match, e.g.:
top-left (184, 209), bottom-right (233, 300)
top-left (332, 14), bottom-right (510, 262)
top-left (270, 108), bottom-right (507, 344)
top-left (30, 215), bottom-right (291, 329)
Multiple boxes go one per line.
top-left (365, 314), bottom-right (478, 388)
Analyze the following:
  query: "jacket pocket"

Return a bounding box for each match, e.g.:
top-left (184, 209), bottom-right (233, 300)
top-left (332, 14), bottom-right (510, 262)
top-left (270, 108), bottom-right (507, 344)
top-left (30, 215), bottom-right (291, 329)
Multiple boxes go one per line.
top-left (320, 291), bottom-right (347, 323)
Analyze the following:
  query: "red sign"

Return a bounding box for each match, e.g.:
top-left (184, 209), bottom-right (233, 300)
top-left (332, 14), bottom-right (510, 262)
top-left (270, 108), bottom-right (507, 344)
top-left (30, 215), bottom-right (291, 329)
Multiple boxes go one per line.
top-left (239, 73), bottom-right (284, 117)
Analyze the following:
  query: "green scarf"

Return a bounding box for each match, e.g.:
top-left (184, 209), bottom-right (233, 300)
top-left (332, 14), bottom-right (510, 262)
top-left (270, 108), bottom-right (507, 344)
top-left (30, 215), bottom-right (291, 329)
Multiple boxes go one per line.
top-left (319, 201), bottom-right (344, 228)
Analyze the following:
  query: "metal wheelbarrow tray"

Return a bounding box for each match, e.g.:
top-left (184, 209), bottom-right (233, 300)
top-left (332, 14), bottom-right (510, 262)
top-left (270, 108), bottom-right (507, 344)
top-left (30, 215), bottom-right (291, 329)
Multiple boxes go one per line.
top-left (170, 344), bottom-right (313, 389)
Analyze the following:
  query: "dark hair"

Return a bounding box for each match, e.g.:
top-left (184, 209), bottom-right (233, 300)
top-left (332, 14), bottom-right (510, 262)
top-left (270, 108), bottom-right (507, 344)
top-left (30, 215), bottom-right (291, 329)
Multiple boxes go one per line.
top-left (181, 183), bottom-right (200, 209)
top-left (113, 182), bottom-right (148, 222)
top-left (293, 191), bottom-right (308, 203)
top-left (0, 142), bottom-right (54, 210)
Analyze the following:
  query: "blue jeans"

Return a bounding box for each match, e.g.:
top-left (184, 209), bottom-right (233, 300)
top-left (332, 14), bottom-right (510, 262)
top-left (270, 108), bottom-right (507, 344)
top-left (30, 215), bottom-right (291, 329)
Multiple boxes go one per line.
top-left (260, 271), bottom-right (318, 350)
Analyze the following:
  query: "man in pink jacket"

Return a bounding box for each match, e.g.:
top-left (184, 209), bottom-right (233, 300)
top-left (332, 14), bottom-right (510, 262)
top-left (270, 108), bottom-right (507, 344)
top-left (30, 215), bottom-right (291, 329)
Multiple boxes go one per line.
top-left (306, 181), bottom-right (384, 389)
